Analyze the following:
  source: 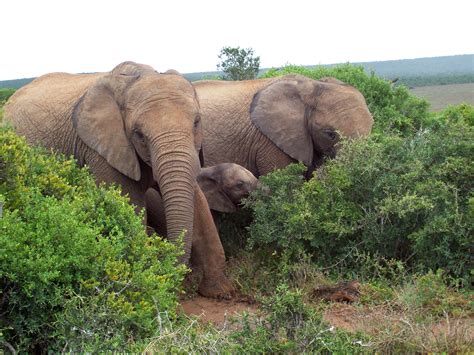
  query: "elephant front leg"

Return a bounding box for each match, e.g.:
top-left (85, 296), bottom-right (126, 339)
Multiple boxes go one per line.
top-left (191, 185), bottom-right (235, 299)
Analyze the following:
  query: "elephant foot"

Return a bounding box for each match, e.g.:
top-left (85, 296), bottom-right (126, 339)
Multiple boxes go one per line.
top-left (198, 274), bottom-right (235, 299)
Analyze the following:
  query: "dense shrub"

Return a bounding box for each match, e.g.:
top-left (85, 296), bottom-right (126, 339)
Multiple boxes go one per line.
top-left (245, 111), bottom-right (473, 284)
top-left (0, 127), bottom-right (186, 352)
top-left (434, 103), bottom-right (474, 127)
top-left (263, 64), bottom-right (431, 136)
top-left (0, 88), bottom-right (15, 105)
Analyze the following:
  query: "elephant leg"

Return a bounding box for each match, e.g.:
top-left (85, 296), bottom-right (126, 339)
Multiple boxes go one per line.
top-left (145, 187), bottom-right (168, 237)
top-left (192, 185), bottom-right (235, 299)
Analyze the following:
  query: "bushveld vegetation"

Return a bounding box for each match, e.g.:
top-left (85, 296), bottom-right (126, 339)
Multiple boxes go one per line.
top-left (0, 88), bottom-right (15, 104)
top-left (1, 64), bottom-right (472, 352)
top-left (0, 127), bottom-right (187, 351)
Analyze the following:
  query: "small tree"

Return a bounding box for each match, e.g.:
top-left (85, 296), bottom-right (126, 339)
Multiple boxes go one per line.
top-left (217, 46), bottom-right (260, 80)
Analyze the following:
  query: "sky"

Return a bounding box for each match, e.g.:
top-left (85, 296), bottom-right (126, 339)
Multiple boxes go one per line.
top-left (2, 0), bottom-right (473, 80)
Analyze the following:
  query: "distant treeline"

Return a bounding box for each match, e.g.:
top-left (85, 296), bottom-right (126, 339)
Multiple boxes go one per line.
top-left (396, 73), bottom-right (474, 87)
top-left (1, 54), bottom-right (473, 89)
top-left (347, 54), bottom-right (474, 87)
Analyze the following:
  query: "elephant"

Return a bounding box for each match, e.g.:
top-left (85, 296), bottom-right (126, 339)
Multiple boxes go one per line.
top-left (194, 75), bottom-right (374, 177)
top-left (4, 61), bottom-right (234, 298)
top-left (198, 163), bottom-right (260, 213)
top-left (146, 162), bottom-right (259, 236)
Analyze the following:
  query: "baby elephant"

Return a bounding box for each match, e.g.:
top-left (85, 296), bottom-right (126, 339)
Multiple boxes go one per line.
top-left (146, 163), bottom-right (259, 235)
top-left (197, 162), bottom-right (260, 213)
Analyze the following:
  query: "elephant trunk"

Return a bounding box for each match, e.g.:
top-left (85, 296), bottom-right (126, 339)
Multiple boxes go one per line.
top-left (150, 132), bottom-right (199, 265)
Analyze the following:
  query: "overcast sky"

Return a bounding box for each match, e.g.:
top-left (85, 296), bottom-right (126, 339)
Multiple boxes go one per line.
top-left (2, 0), bottom-right (473, 80)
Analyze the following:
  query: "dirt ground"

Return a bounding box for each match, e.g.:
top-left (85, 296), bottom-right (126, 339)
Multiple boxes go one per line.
top-left (180, 296), bottom-right (258, 324)
top-left (180, 296), bottom-right (474, 344)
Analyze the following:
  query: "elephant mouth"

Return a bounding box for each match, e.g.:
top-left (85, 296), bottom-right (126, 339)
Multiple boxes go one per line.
top-left (305, 148), bottom-right (335, 179)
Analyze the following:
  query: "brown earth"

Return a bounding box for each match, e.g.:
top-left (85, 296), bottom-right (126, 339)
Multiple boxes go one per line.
top-left (180, 296), bottom-right (258, 324)
top-left (323, 303), bottom-right (473, 335)
top-left (180, 296), bottom-right (473, 346)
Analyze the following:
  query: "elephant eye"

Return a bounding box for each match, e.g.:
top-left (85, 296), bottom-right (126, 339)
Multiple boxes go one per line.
top-left (194, 115), bottom-right (201, 128)
top-left (324, 130), bottom-right (338, 141)
top-left (133, 129), bottom-right (145, 141)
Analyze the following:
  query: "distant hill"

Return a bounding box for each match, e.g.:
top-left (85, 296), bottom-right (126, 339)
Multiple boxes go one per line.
top-left (342, 54), bottom-right (474, 87)
top-left (1, 54), bottom-right (473, 89)
top-left (0, 77), bottom-right (35, 89)
top-left (184, 54), bottom-right (474, 87)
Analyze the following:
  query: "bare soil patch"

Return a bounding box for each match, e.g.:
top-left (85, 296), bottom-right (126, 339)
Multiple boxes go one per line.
top-left (180, 294), bottom-right (473, 349)
top-left (323, 303), bottom-right (474, 347)
top-left (180, 296), bottom-right (258, 325)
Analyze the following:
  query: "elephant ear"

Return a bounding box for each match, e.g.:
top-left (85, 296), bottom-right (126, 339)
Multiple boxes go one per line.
top-left (197, 170), bottom-right (236, 213)
top-left (72, 74), bottom-right (141, 181)
top-left (250, 79), bottom-right (313, 166)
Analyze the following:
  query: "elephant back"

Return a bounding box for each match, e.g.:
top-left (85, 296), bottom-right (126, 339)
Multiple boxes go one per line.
top-left (4, 72), bottom-right (104, 153)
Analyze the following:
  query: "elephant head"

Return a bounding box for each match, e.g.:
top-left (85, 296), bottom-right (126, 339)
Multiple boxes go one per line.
top-left (197, 163), bottom-right (259, 213)
top-left (250, 74), bottom-right (373, 172)
top-left (72, 61), bottom-right (202, 262)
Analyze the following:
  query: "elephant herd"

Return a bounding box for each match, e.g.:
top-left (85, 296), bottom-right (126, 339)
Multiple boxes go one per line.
top-left (4, 61), bottom-right (373, 298)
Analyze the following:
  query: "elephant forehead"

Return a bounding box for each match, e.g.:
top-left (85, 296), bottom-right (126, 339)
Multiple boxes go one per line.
top-left (128, 77), bottom-right (198, 110)
top-left (228, 166), bottom-right (257, 184)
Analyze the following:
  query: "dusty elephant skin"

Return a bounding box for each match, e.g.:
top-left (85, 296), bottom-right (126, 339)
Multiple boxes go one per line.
top-left (146, 163), bottom-right (257, 297)
top-left (194, 75), bottom-right (374, 177)
top-left (197, 163), bottom-right (259, 213)
top-left (4, 61), bottom-right (234, 298)
top-left (146, 162), bottom-right (259, 232)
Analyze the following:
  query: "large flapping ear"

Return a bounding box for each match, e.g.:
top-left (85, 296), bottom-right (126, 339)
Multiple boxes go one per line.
top-left (197, 168), bottom-right (236, 213)
top-left (250, 78), bottom-right (313, 166)
top-left (72, 73), bottom-right (141, 181)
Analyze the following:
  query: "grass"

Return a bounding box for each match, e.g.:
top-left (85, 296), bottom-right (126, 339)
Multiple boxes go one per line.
top-left (410, 83), bottom-right (474, 111)
top-left (146, 247), bottom-right (474, 353)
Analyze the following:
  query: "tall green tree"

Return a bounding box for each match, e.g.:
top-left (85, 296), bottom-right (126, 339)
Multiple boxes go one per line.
top-left (217, 46), bottom-right (260, 80)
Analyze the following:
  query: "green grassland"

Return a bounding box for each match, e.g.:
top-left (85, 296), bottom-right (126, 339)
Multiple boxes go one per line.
top-left (411, 83), bottom-right (474, 111)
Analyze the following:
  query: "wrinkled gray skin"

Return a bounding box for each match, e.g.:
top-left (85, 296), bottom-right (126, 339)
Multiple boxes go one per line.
top-left (194, 75), bottom-right (374, 177)
top-left (198, 163), bottom-right (260, 213)
top-left (146, 162), bottom-right (259, 235)
top-left (4, 61), bottom-right (233, 298)
top-left (145, 162), bottom-right (257, 296)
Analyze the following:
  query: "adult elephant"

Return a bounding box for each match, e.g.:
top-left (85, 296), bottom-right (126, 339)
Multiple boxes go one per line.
top-left (4, 61), bottom-right (233, 298)
top-left (194, 75), bottom-right (373, 177)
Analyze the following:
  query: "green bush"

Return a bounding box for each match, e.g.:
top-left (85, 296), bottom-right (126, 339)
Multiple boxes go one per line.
top-left (0, 127), bottom-right (186, 352)
top-left (263, 64), bottom-right (431, 136)
top-left (245, 113), bottom-right (473, 284)
top-left (398, 270), bottom-right (472, 317)
top-left (434, 103), bottom-right (474, 127)
top-left (0, 88), bottom-right (15, 105)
